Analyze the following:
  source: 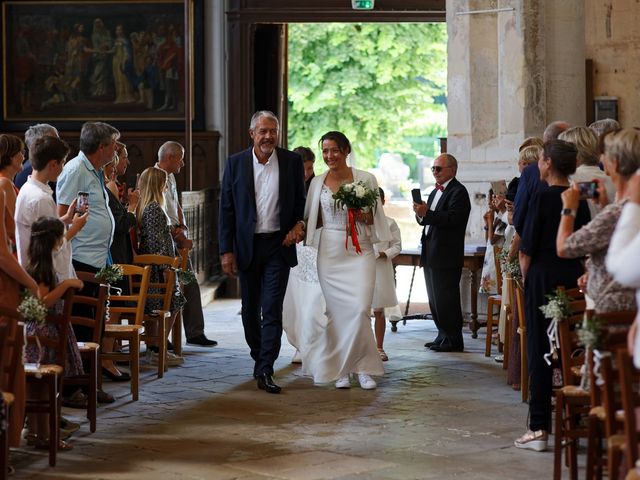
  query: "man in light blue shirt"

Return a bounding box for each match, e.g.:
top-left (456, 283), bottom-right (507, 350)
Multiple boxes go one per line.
top-left (57, 122), bottom-right (117, 275)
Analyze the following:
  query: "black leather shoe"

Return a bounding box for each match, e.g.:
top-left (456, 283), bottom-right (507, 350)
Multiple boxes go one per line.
top-left (256, 373), bottom-right (281, 394)
top-left (430, 343), bottom-right (463, 353)
top-left (186, 334), bottom-right (218, 347)
top-left (424, 339), bottom-right (442, 348)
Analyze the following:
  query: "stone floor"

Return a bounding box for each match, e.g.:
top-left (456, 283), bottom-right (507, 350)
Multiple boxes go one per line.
top-left (10, 299), bottom-right (554, 479)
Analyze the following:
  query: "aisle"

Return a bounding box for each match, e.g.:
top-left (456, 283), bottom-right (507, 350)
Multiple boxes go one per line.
top-left (11, 299), bottom-right (551, 479)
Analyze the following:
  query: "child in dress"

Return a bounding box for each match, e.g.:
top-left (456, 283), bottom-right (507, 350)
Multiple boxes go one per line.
top-left (372, 188), bottom-right (402, 361)
top-left (25, 216), bottom-right (83, 450)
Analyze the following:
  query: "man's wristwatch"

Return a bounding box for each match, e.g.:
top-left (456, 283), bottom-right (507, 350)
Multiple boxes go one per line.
top-left (561, 208), bottom-right (576, 217)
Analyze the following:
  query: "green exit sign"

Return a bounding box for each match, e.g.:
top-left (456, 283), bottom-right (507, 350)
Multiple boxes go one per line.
top-left (352, 0), bottom-right (374, 9)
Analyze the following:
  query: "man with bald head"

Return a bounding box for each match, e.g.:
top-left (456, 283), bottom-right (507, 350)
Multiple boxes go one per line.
top-left (413, 153), bottom-right (471, 352)
top-left (156, 141), bottom-right (217, 347)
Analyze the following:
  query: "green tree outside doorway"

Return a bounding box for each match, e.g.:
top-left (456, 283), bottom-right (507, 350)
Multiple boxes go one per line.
top-left (288, 22), bottom-right (447, 176)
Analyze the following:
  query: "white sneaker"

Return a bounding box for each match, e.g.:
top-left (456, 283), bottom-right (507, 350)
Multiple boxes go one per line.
top-left (514, 429), bottom-right (548, 452)
top-left (291, 350), bottom-right (302, 364)
top-left (335, 376), bottom-right (351, 389)
top-left (357, 374), bottom-right (377, 390)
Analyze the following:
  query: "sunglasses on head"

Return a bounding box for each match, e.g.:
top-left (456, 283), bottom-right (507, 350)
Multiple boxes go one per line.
top-left (431, 165), bottom-right (449, 173)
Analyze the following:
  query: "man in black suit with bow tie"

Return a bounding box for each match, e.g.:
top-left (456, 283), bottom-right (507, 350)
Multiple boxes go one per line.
top-left (413, 153), bottom-right (471, 352)
top-left (219, 111), bottom-right (306, 393)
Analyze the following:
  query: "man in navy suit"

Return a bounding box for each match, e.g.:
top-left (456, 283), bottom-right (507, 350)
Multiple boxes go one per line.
top-left (413, 153), bottom-right (471, 352)
top-left (219, 111), bottom-right (306, 394)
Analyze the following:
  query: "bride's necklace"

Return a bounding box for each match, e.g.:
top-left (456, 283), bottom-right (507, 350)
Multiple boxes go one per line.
top-left (327, 169), bottom-right (351, 185)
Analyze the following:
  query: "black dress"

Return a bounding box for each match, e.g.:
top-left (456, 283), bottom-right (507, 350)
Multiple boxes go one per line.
top-left (107, 188), bottom-right (136, 265)
top-left (520, 185), bottom-right (590, 432)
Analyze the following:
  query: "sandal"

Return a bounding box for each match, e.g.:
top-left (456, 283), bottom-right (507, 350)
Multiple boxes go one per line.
top-left (377, 348), bottom-right (389, 362)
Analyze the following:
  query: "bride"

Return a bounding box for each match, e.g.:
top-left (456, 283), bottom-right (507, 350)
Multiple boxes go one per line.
top-left (303, 131), bottom-right (391, 390)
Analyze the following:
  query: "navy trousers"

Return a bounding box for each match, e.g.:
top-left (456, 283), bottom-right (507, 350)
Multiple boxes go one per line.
top-left (238, 233), bottom-right (290, 377)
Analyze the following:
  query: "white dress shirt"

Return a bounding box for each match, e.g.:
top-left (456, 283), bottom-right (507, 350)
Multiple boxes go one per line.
top-left (424, 178), bottom-right (453, 237)
top-left (253, 149), bottom-right (280, 233)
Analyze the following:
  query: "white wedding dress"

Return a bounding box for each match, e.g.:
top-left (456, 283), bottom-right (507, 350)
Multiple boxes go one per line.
top-left (282, 243), bottom-right (326, 352)
top-left (302, 185), bottom-right (384, 383)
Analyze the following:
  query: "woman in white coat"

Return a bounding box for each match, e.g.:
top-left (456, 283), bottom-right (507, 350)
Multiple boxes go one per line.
top-left (303, 131), bottom-right (392, 390)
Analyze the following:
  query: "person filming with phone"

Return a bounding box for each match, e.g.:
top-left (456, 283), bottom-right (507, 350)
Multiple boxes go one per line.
top-left (412, 153), bottom-right (471, 353)
top-left (556, 128), bottom-right (639, 314)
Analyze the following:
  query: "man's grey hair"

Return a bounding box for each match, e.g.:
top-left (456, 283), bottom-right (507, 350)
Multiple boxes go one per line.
top-left (158, 141), bottom-right (184, 160)
top-left (439, 153), bottom-right (458, 171)
top-left (79, 122), bottom-right (120, 155)
top-left (589, 118), bottom-right (620, 139)
top-left (249, 110), bottom-right (279, 131)
top-left (24, 123), bottom-right (59, 152)
top-left (543, 121), bottom-right (570, 143)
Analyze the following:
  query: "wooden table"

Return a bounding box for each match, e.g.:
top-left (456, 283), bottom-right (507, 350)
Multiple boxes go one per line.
top-left (392, 248), bottom-right (486, 336)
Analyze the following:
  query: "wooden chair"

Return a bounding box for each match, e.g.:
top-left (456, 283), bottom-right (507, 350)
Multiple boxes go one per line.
top-left (585, 311), bottom-right (636, 480)
top-left (484, 245), bottom-right (503, 357)
top-left (0, 317), bottom-right (14, 480)
top-left (66, 272), bottom-right (107, 433)
top-left (170, 248), bottom-right (190, 357)
top-left (514, 280), bottom-right (528, 403)
top-left (0, 305), bottom-right (27, 478)
top-left (133, 254), bottom-right (181, 377)
top-left (618, 348), bottom-right (640, 476)
top-left (554, 311), bottom-right (591, 480)
top-left (501, 276), bottom-right (514, 371)
top-left (24, 290), bottom-right (74, 467)
top-left (101, 264), bottom-right (151, 401)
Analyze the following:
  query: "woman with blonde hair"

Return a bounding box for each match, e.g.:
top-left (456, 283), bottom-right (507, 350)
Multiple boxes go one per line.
top-left (559, 126), bottom-right (615, 216)
top-left (136, 167), bottom-right (185, 366)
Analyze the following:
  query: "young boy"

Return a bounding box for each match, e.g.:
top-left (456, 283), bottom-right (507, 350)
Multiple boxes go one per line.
top-left (371, 187), bottom-right (402, 361)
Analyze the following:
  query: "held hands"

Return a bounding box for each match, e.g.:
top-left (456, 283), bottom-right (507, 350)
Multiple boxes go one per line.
top-left (413, 201), bottom-right (427, 218)
top-left (171, 226), bottom-right (193, 249)
top-left (561, 182), bottom-right (581, 211)
top-left (283, 222), bottom-right (305, 247)
top-left (127, 188), bottom-right (140, 212)
top-left (220, 252), bottom-right (237, 277)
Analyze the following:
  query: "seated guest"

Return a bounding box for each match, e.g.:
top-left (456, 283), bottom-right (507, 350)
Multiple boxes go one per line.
top-left (136, 167), bottom-right (186, 366)
top-left (557, 128), bottom-right (638, 313)
top-left (559, 126), bottom-right (616, 216)
top-left (515, 140), bottom-right (590, 452)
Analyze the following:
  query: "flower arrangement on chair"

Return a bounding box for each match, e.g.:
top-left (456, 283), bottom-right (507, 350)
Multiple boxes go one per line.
top-left (497, 249), bottom-right (522, 283)
top-left (18, 291), bottom-right (48, 366)
top-left (332, 180), bottom-right (378, 254)
top-left (95, 264), bottom-right (124, 322)
top-left (539, 288), bottom-right (573, 366)
top-left (576, 313), bottom-right (603, 391)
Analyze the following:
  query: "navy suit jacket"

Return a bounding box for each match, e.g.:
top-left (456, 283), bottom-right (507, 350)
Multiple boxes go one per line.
top-left (218, 147), bottom-right (305, 271)
top-left (513, 163), bottom-right (545, 236)
top-left (418, 178), bottom-right (471, 270)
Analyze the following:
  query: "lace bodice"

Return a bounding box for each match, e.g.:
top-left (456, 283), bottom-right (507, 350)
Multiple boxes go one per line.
top-left (320, 185), bottom-right (346, 231)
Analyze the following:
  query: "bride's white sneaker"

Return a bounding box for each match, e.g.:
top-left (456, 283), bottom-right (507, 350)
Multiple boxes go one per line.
top-left (335, 376), bottom-right (351, 389)
top-left (357, 374), bottom-right (377, 390)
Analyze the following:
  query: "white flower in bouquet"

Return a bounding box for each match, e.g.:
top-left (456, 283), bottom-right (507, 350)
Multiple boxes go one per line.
top-left (18, 292), bottom-right (48, 324)
top-left (355, 184), bottom-right (366, 198)
top-left (332, 180), bottom-right (378, 211)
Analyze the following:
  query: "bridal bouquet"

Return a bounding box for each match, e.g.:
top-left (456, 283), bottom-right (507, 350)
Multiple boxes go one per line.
top-left (332, 181), bottom-right (378, 254)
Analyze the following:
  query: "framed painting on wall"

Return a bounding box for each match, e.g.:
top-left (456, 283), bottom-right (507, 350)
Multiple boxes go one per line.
top-left (1, 0), bottom-right (204, 131)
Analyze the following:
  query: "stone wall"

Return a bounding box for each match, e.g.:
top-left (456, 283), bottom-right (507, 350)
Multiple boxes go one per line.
top-left (585, 0), bottom-right (640, 128)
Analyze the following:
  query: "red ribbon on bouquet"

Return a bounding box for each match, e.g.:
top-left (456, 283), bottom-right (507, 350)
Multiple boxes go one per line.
top-left (345, 208), bottom-right (362, 254)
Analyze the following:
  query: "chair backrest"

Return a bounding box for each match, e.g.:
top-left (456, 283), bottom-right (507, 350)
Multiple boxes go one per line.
top-left (71, 271), bottom-right (108, 343)
top-left (108, 264), bottom-right (151, 326)
top-left (133, 254), bottom-right (181, 313)
top-left (514, 280), bottom-right (525, 330)
top-left (0, 307), bottom-right (22, 392)
top-left (24, 289), bottom-right (74, 368)
top-left (492, 245), bottom-right (503, 292)
top-left (557, 312), bottom-right (587, 387)
top-left (617, 348), bottom-right (640, 471)
top-left (587, 310), bottom-right (636, 409)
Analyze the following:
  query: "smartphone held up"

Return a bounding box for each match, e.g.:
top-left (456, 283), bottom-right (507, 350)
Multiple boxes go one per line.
top-left (75, 191), bottom-right (89, 214)
top-left (577, 181), bottom-right (599, 200)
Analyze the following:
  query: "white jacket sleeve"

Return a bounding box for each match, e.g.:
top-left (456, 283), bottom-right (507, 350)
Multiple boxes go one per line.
top-left (383, 218), bottom-right (402, 260)
top-left (606, 202), bottom-right (640, 288)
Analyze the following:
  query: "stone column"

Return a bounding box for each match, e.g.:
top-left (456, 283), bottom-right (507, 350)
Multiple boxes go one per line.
top-left (446, 0), bottom-right (585, 317)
